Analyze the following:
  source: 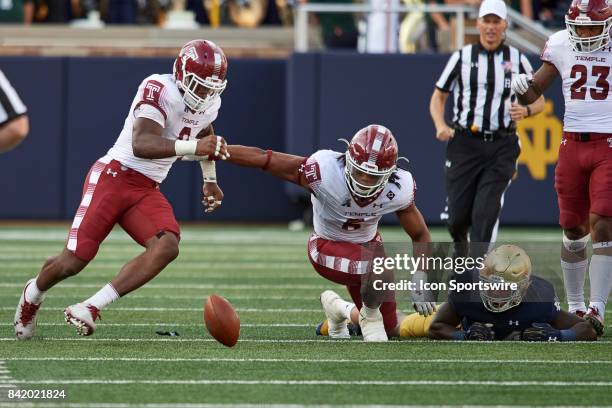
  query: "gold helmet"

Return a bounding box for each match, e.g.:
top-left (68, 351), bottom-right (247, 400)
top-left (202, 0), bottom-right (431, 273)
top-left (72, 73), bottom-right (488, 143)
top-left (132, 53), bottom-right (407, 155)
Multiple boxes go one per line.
top-left (479, 245), bottom-right (532, 313)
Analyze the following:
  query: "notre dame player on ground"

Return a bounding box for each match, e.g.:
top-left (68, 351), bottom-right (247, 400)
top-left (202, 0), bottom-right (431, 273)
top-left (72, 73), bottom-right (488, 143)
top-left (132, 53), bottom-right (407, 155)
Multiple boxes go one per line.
top-left (428, 245), bottom-right (597, 341)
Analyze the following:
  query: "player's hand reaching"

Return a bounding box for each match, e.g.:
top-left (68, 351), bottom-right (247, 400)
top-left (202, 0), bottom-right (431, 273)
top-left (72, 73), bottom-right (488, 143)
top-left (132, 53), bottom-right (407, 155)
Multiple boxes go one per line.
top-left (196, 135), bottom-right (229, 160)
top-left (435, 125), bottom-right (454, 142)
top-left (466, 322), bottom-right (495, 341)
top-left (410, 271), bottom-right (437, 316)
top-left (511, 73), bottom-right (533, 95)
top-left (521, 323), bottom-right (561, 342)
top-left (202, 182), bottom-right (224, 213)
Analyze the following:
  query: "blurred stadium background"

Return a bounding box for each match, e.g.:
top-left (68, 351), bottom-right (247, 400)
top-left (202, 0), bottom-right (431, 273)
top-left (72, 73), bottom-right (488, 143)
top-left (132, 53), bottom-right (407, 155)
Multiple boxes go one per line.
top-left (1, 0), bottom-right (566, 227)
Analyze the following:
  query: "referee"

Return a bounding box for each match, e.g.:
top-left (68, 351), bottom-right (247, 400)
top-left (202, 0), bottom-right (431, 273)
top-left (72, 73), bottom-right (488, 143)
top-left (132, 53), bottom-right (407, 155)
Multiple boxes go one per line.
top-left (429, 0), bottom-right (544, 253)
top-left (0, 69), bottom-right (28, 153)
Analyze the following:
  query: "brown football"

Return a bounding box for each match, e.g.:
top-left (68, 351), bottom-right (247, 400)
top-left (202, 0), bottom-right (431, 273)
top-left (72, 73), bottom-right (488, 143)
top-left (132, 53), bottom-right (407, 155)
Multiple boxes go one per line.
top-left (204, 294), bottom-right (240, 347)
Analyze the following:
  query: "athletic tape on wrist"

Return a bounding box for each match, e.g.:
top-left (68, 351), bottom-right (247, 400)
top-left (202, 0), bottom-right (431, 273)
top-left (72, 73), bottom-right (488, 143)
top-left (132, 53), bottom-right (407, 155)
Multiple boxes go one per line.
top-left (201, 160), bottom-right (217, 183)
top-left (175, 140), bottom-right (198, 156)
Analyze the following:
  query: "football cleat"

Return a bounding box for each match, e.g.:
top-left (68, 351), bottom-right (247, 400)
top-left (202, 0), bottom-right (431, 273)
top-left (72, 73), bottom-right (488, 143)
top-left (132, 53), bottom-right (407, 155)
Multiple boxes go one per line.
top-left (359, 307), bottom-right (388, 342)
top-left (64, 303), bottom-right (101, 336)
top-left (316, 320), bottom-right (362, 337)
top-left (573, 310), bottom-right (586, 319)
top-left (14, 279), bottom-right (42, 340)
top-left (584, 306), bottom-right (604, 336)
top-left (319, 290), bottom-right (350, 338)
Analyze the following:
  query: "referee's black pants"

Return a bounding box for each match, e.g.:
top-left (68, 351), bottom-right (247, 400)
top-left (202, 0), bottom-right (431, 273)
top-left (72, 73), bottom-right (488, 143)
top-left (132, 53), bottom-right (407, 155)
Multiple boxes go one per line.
top-left (444, 130), bottom-right (520, 253)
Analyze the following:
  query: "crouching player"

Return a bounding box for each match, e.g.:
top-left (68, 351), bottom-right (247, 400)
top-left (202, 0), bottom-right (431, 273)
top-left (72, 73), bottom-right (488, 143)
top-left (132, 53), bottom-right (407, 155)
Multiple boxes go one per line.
top-left (428, 245), bottom-right (597, 341)
top-left (227, 124), bottom-right (434, 341)
top-left (316, 296), bottom-right (436, 338)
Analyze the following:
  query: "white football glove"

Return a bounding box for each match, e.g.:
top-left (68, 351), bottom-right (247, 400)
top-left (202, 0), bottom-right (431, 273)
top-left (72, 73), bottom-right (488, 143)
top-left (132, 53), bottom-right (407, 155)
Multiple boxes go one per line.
top-left (511, 73), bottom-right (532, 95)
top-left (410, 270), bottom-right (436, 316)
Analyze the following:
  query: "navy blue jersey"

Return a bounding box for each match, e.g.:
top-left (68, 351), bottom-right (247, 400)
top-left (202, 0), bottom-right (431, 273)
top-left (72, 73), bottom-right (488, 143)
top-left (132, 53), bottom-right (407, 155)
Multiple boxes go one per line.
top-left (448, 269), bottom-right (561, 340)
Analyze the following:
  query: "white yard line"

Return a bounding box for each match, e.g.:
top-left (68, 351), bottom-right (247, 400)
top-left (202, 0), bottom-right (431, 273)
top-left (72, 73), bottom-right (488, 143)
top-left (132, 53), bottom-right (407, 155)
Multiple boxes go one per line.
top-left (0, 337), bottom-right (610, 344)
top-left (0, 283), bottom-right (327, 290)
top-left (0, 323), bottom-right (311, 328)
top-left (1, 357), bottom-right (610, 364)
top-left (2, 404), bottom-right (606, 408)
top-left (0, 379), bottom-right (609, 386)
top-left (0, 307), bottom-right (320, 313)
top-left (0, 294), bottom-right (317, 300)
top-left (0, 360), bottom-right (16, 402)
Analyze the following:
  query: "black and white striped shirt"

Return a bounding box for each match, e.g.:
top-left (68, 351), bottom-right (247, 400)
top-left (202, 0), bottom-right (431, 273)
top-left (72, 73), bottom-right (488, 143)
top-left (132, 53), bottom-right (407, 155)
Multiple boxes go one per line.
top-left (0, 70), bottom-right (27, 127)
top-left (435, 42), bottom-right (533, 132)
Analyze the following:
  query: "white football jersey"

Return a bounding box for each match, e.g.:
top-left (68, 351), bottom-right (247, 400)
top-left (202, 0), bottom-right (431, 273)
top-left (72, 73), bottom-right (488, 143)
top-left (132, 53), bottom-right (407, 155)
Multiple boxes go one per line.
top-left (304, 150), bottom-right (416, 244)
top-left (541, 30), bottom-right (612, 133)
top-left (107, 73), bottom-right (221, 183)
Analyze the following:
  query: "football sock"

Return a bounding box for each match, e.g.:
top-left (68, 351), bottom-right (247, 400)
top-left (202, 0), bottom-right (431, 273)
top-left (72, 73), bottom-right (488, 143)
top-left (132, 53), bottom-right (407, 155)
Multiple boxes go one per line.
top-left (361, 304), bottom-right (381, 320)
top-left (337, 299), bottom-right (355, 320)
top-left (561, 259), bottom-right (588, 313)
top-left (588, 254), bottom-right (612, 316)
top-left (25, 279), bottom-right (45, 304)
top-left (85, 283), bottom-right (120, 310)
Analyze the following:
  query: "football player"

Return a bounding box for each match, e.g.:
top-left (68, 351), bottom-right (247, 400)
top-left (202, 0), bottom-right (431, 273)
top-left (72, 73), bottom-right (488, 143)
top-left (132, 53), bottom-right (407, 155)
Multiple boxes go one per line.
top-left (511, 0), bottom-right (612, 335)
top-left (14, 39), bottom-right (229, 339)
top-left (227, 124), bottom-right (434, 342)
top-left (316, 305), bottom-right (436, 338)
top-left (428, 245), bottom-right (597, 341)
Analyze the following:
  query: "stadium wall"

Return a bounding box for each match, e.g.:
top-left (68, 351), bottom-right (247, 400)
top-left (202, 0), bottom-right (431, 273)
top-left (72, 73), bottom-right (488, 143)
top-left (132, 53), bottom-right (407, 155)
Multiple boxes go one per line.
top-left (0, 53), bottom-right (563, 224)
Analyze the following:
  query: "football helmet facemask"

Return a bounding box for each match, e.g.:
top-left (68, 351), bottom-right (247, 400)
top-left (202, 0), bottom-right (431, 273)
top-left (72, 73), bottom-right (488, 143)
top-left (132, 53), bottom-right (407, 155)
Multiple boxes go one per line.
top-left (479, 245), bottom-right (532, 313)
top-left (565, 0), bottom-right (612, 53)
top-left (173, 39), bottom-right (228, 112)
top-left (343, 124), bottom-right (398, 199)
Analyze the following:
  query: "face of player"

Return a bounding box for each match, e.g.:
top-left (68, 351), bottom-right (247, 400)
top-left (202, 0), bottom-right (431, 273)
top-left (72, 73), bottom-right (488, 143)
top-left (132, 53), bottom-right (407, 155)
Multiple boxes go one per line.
top-left (477, 14), bottom-right (508, 50)
top-left (576, 25), bottom-right (604, 38)
top-left (351, 167), bottom-right (385, 188)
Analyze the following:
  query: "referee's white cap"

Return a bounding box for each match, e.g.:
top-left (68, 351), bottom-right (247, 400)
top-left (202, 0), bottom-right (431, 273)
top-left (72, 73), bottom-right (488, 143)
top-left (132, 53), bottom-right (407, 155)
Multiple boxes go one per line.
top-left (478, 0), bottom-right (507, 19)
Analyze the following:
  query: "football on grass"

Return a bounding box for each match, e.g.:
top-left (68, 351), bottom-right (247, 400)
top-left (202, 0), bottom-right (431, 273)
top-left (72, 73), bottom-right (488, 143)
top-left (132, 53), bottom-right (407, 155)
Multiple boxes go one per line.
top-left (204, 294), bottom-right (240, 347)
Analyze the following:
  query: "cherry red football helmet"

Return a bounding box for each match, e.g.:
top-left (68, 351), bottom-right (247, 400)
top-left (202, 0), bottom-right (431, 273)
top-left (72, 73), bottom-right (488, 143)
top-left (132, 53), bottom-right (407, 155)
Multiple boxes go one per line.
top-left (565, 0), bottom-right (612, 53)
top-left (173, 40), bottom-right (228, 112)
top-left (344, 125), bottom-right (398, 198)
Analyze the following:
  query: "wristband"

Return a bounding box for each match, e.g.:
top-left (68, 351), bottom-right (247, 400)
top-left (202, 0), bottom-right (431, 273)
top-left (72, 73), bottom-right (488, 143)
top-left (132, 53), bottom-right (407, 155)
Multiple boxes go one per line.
top-left (200, 160), bottom-right (217, 183)
top-left (560, 328), bottom-right (577, 341)
top-left (262, 149), bottom-right (273, 170)
top-left (452, 331), bottom-right (466, 340)
top-left (175, 140), bottom-right (198, 156)
top-left (526, 106), bottom-right (532, 117)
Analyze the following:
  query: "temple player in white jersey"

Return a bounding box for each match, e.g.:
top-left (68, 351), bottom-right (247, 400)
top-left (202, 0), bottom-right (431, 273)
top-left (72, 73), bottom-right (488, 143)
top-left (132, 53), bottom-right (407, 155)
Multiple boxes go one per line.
top-left (512, 0), bottom-right (612, 335)
top-left (227, 125), bottom-right (434, 342)
top-left (14, 39), bottom-right (230, 339)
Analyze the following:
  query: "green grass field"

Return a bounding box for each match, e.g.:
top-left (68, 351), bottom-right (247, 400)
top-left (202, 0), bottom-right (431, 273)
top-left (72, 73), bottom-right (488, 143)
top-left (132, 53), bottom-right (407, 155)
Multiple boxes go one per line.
top-left (0, 224), bottom-right (610, 407)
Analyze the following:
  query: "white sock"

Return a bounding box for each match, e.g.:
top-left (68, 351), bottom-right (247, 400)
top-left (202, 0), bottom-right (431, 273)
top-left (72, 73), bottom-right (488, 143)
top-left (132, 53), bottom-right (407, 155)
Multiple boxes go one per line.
top-left (561, 259), bottom-right (588, 313)
top-left (337, 300), bottom-right (355, 320)
top-left (588, 255), bottom-right (612, 316)
top-left (361, 304), bottom-right (381, 319)
top-left (25, 279), bottom-right (45, 304)
top-left (84, 283), bottom-right (120, 310)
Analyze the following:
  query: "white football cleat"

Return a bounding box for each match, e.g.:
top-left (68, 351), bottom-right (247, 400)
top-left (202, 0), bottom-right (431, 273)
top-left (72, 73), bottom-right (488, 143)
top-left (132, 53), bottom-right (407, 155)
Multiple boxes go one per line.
top-left (359, 307), bottom-right (388, 342)
top-left (320, 290), bottom-right (350, 338)
top-left (14, 279), bottom-right (43, 340)
top-left (64, 303), bottom-right (101, 336)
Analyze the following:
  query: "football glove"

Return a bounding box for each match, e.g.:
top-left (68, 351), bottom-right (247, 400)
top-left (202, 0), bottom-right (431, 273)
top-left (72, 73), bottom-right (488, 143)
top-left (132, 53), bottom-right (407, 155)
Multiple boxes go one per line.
top-left (511, 73), bottom-right (533, 95)
top-left (521, 323), bottom-right (562, 342)
top-left (410, 271), bottom-right (436, 316)
top-left (466, 322), bottom-right (495, 341)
